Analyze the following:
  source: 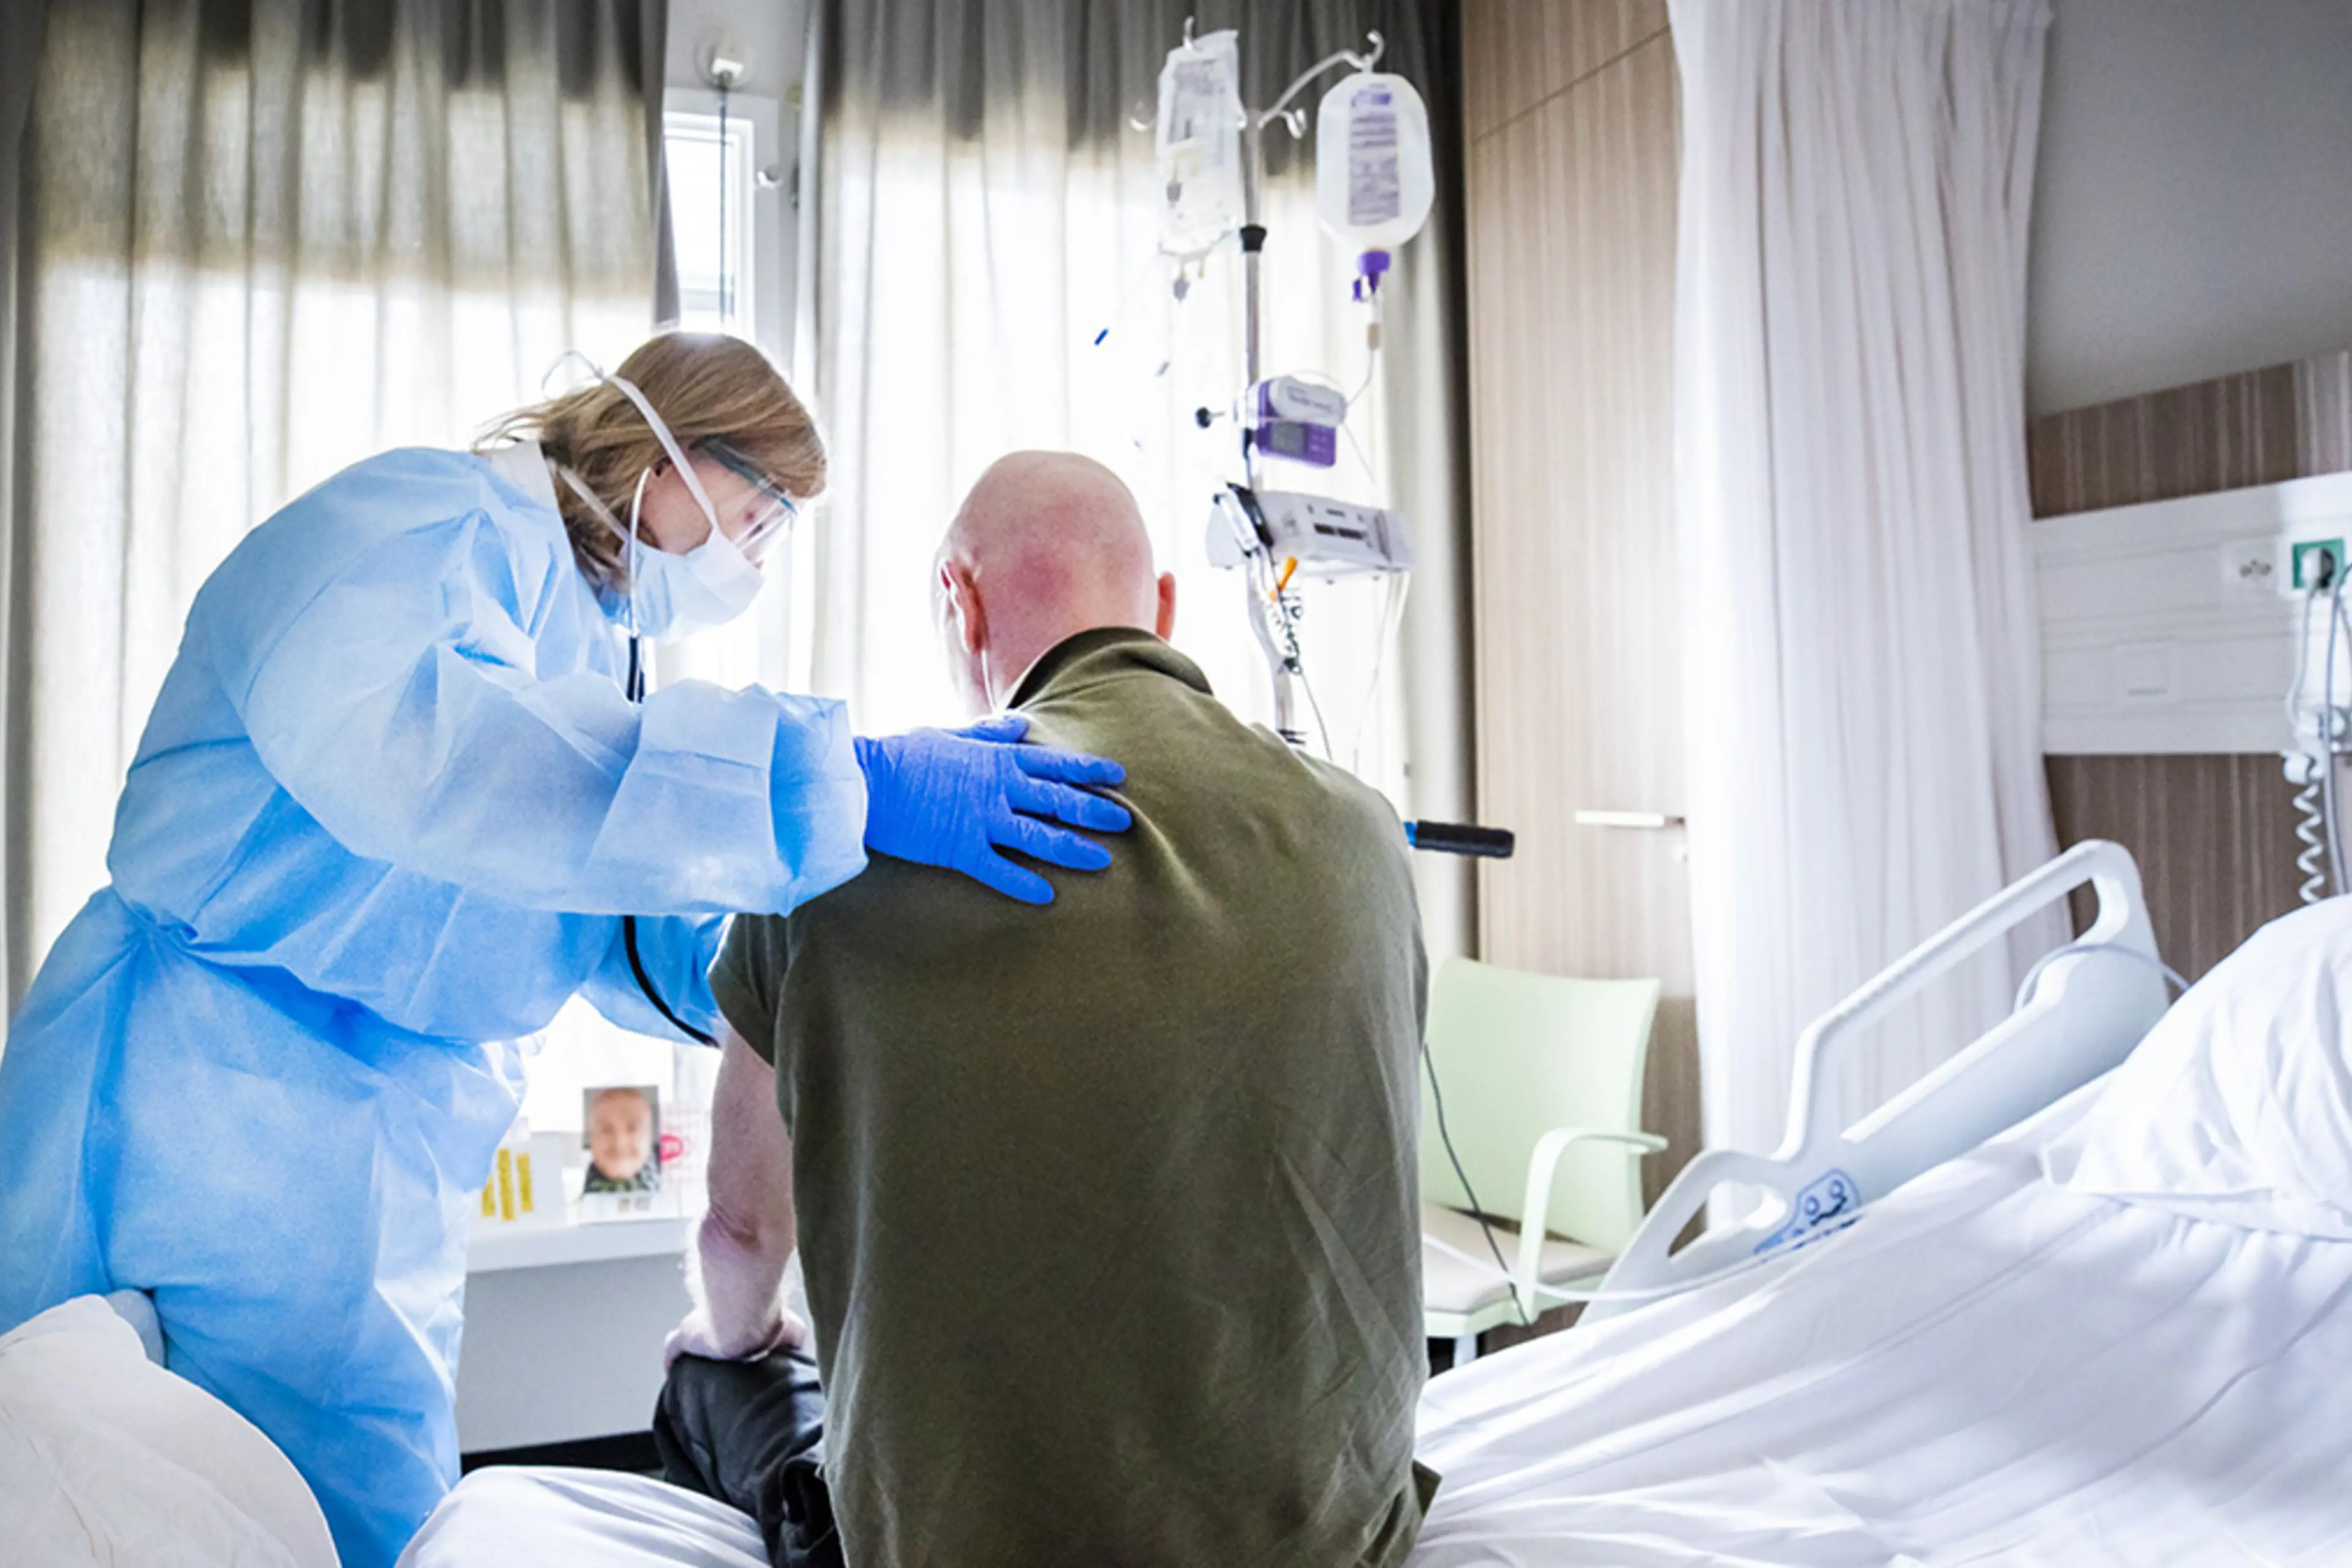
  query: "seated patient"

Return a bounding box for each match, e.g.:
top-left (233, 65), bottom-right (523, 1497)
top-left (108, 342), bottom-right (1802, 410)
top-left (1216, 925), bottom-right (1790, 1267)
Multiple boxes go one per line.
top-left (658, 451), bottom-right (1434, 1568)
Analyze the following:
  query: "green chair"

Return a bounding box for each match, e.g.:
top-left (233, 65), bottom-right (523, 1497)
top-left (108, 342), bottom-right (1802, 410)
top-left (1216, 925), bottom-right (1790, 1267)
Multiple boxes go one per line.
top-left (1420, 957), bottom-right (1665, 1365)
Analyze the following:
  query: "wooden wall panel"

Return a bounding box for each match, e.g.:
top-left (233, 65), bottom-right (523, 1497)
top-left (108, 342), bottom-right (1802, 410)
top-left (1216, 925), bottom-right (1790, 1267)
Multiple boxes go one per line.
top-left (2032, 347), bottom-right (2352, 980)
top-left (2046, 754), bottom-right (2304, 981)
top-left (1463, 15), bottom-right (1693, 1208)
top-left (1462, 0), bottom-right (1668, 141)
top-left (2027, 349), bottom-right (2352, 516)
top-left (2297, 352), bottom-right (2352, 477)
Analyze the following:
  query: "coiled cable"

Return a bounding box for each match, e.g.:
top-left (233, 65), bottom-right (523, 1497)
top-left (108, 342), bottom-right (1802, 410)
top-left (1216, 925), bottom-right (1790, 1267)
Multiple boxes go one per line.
top-left (2326, 565), bottom-right (2347, 896)
top-left (2288, 587), bottom-right (2331, 905)
top-left (2292, 763), bottom-right (2329, 905)
top-left (2285, 554), bottom-right (2348, 903)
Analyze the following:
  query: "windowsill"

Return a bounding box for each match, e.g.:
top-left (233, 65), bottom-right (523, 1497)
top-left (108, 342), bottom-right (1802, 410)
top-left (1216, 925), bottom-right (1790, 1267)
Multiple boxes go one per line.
top-left (467, 1215), bottom-right (693, 1275)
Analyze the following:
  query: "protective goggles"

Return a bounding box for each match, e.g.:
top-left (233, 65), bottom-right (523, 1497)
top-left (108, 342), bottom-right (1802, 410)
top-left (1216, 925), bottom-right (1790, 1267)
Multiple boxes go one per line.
top-left (697, 439), bottom-right (799, 562)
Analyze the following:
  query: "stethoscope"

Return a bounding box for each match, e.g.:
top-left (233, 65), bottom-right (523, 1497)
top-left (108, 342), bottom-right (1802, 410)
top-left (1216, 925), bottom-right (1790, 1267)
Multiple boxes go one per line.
top-left (615, 632), bottom-right (720, 1047)
top-left (537, 352), bottom-right (730, 1049)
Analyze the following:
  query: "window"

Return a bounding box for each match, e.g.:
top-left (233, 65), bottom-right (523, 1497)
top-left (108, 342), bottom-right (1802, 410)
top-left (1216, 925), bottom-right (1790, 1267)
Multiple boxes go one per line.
top-left (652, 95), bottom-right (790, 696)
top-left (511, 100), bottom-right (794, 1204)
top-left (665, 105), bottom-right (758, 335)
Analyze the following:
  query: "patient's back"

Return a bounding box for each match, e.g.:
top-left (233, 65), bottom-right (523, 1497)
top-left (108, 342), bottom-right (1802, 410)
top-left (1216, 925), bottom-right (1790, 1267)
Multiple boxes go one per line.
top-left (713, 628), bottom-right (1431, 1568)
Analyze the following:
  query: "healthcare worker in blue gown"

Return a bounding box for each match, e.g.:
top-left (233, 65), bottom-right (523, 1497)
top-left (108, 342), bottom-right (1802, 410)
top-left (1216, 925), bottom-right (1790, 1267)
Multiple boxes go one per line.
top-left (0, 332), bottom-right (1133, 1568)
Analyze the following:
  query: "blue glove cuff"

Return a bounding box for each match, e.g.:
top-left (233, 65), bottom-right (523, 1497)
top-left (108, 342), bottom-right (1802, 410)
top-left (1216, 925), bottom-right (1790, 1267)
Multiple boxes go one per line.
top-left (852, 735), bottom-right (886, 847)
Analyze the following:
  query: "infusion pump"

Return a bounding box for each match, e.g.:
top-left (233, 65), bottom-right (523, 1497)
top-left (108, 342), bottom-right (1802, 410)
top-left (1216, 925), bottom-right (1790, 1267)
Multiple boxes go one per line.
top-left (1207, 486), bottom-right (1414, 579)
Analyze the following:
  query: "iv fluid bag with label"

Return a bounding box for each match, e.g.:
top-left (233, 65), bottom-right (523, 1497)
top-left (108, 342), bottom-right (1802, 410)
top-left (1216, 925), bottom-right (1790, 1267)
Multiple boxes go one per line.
top-left (1315, 72), bottom-right (1434, 255)
top-left (1156, 31), bottom-right (1245, 258)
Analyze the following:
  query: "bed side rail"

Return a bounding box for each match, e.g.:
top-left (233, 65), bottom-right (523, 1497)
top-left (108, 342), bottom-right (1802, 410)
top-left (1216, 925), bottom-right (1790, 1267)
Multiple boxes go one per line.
top-left (1585, 840), bottom-right (2169, 1322)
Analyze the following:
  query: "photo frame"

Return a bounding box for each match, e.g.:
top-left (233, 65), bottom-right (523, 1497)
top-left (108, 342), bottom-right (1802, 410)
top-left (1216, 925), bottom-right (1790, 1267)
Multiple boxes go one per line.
top-left (578, 1083), bottom-right (664, 1221)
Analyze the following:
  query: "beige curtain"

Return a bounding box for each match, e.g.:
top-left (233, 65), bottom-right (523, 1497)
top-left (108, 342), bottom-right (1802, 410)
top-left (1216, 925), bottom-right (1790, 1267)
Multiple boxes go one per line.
top-left (2, 0), bottom-right (673, 1014)
top-left (804, 0), bottom-right (1478, 957)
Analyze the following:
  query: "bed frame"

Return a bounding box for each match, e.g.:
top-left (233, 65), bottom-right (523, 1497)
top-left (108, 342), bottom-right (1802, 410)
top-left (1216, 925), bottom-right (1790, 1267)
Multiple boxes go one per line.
top-left (1586, 839), bottom-right (2171, 1323)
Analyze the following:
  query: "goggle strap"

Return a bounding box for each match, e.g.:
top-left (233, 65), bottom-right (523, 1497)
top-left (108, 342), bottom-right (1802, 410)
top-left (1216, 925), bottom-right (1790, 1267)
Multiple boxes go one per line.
top-left (603, 373), bottom-right (720, 529)
top-left (555, 464), bottom-right (625, 538)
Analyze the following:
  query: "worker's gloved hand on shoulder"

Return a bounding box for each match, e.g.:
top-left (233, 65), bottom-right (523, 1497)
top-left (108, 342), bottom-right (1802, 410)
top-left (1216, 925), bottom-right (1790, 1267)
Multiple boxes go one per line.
top-left (854, 714), bottom-right (1131, 905)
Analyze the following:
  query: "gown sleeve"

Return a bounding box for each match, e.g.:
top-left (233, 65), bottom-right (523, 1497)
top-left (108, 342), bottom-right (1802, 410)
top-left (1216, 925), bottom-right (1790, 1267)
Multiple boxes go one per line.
top-left (578, 912), bottom-right (729, 1044)
top-left (216, 502), bottom-right (868, 918)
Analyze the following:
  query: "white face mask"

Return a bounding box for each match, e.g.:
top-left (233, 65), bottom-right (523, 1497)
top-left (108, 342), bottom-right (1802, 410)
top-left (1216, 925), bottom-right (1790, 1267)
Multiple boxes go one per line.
top-left (627, 486), bottom-right (766, 641)
top-left (550, 368), bottom-right (772, 644)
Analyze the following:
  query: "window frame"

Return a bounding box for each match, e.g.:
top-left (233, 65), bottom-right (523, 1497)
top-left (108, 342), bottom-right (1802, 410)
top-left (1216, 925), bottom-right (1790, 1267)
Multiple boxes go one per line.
top-left (663, 90), bottom-right (794, 365)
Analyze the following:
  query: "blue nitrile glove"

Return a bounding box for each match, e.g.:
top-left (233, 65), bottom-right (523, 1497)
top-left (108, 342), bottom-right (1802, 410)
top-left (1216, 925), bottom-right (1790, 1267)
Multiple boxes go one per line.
top-left (853, 713), bottom-right (1133, 905)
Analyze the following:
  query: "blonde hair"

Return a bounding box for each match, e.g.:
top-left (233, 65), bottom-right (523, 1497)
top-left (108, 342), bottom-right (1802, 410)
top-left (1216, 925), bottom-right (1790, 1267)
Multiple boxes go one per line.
top-left (477, 332), bottom-right (825, 589)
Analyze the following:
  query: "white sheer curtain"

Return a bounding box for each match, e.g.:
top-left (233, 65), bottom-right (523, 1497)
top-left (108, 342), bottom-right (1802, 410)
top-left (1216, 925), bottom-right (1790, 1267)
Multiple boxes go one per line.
top-left (1, 6), bottom-right (43, 1031)
top-left (801, 0), bottom-right (1476, 953)
top-left (4, 0), bottom-right (669, 1010)
top-left (1670, 0), bottom-right (2064, 1160)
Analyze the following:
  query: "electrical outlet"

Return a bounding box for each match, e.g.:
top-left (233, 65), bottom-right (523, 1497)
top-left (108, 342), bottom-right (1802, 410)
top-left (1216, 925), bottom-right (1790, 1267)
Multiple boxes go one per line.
top-left (2291, 537), bottom-right (2348, 592)
top-left (2221, 538), bottom-right (2280, 597)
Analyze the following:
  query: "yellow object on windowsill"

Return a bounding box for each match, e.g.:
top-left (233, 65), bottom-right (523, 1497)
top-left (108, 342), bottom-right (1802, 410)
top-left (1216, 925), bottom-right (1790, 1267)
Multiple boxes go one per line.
top-left (472, 1125), bottom-right (567, 1234)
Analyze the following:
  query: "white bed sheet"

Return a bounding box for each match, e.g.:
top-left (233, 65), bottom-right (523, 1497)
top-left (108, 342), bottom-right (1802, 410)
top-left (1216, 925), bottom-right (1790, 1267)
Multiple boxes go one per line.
top-left (398, 1466), bottom-right (767, 1568)
top-left (1411, 1078), bottom-right (2352, 1567)
top-left (409, 1081), bottom-right (2352, 1568)
top-left (408, 983), bottom-right (2352, 1568)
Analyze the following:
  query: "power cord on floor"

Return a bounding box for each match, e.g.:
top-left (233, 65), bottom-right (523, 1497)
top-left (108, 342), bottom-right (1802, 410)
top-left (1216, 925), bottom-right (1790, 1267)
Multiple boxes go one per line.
top-left (1420, 1040), bottom-right (1534, 1329)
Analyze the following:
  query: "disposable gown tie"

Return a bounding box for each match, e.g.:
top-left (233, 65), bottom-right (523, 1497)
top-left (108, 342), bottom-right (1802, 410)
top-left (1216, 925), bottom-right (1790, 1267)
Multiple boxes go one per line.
top-left (0, 447), bottom-right (868, 1568)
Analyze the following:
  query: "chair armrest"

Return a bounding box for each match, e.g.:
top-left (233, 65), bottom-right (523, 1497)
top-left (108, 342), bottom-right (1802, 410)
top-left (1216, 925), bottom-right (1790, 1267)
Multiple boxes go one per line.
top-left (1515, 1128), bottom-right (1668, 1314)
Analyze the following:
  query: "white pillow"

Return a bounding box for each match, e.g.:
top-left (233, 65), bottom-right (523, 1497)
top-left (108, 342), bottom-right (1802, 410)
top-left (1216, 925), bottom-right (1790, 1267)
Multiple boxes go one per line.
top-left (2045, 896), bottom-right (2352, 1239)
top-left (0, 1295), bottom-right (337, 1568)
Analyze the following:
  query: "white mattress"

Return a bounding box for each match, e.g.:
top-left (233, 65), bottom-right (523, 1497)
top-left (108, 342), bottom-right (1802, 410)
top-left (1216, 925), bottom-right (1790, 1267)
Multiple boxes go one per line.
top-left (1411, 1079), bottom-right (2352, 1567)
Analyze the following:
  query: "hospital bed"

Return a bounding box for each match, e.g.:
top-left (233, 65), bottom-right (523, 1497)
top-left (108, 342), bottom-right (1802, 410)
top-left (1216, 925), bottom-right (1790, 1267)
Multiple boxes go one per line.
top-left (12, 840), bottom-right (2350, 1566)
top-left (1411, 845), bottom-right (2352, 1565)
top-left (1587, 836), bottom-right (2171, 1321)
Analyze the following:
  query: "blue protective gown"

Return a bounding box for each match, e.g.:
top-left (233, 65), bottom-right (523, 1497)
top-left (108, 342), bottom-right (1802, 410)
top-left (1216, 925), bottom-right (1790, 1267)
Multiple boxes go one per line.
top-left (0, 445), bottom-right (867, 1568)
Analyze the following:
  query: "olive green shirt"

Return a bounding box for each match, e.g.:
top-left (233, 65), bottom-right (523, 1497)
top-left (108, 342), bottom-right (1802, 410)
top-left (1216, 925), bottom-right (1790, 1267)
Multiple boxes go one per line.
top-left (712, 628), bottom-right (1433, 1568)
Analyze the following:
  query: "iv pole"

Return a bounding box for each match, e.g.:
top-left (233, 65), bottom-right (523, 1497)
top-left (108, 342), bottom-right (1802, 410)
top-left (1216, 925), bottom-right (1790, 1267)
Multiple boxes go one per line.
top-left (1179, 23), bottom-right (1515, 863)
top-left (1212, 21), bottom-right (1384, 745)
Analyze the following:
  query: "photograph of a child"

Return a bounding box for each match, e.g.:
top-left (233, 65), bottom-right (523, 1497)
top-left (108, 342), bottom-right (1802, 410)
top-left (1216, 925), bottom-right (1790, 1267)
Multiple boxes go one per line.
top-left (581, 1085), bottom-right (662, 1195)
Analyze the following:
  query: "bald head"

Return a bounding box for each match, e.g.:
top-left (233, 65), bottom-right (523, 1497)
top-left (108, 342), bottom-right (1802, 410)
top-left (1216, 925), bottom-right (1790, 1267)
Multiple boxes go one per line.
top-left (935, 451), bottom-right (1176, 713)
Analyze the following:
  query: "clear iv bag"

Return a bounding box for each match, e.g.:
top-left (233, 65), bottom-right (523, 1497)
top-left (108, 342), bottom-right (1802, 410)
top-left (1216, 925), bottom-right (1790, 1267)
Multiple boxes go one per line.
top-left (1155, 30), bottom-right (1244, 259)
top-left (1315, 72), bottom-right (1434, 257)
